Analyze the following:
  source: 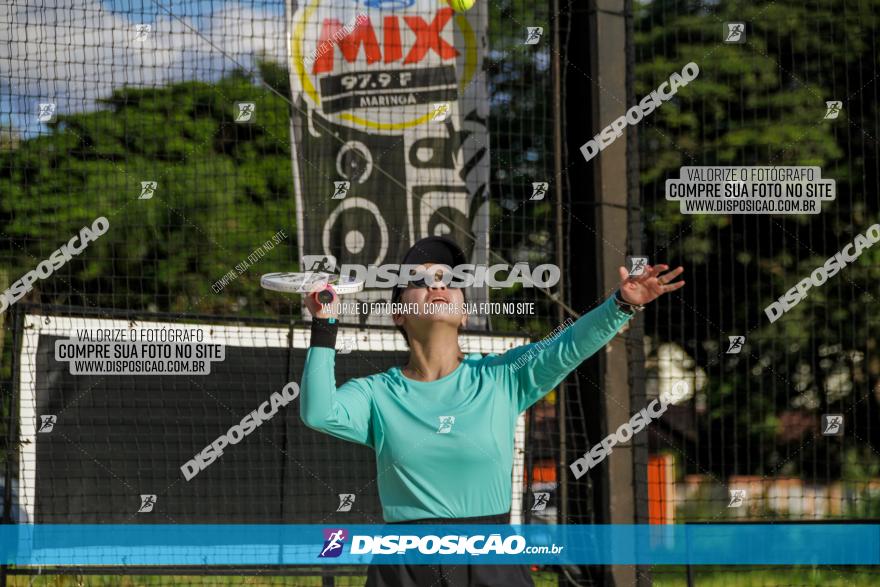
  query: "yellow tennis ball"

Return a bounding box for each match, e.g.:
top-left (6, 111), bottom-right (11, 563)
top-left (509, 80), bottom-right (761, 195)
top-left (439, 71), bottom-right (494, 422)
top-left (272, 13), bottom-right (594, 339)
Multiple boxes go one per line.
top-left (447, 0), bottom-right (476, 12)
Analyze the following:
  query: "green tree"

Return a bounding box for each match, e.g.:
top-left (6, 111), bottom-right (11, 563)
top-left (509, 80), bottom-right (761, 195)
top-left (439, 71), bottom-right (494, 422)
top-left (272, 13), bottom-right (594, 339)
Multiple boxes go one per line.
top-left (0, 62), bottom-right (297, 318)
top-left (0, 124), bottom-right (20, 152)
top-left (636, 0), bottom-right (880, 481)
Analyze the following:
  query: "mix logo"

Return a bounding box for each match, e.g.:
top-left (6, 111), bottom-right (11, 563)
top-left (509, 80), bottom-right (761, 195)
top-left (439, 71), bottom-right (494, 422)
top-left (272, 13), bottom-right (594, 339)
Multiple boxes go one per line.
top-left (628, 256), bottom-right (648, 276)
top-left (531, 492), bottom-right (550, 511)
top-left (728, 489), bottom-right (746, 508)
top-left (336, 493), bottom-right (356, 512)
top-left (235, 102), bottom-right (256, 123)
top-left (138, 494), bottom-right (157, 513)
top-left (437, 416), bottom-right (455, 434)
top-left (38, 415), bottom-right (56, 433)
top-left (726, 336), bottom-right (745, 354)
top-left (724, 22), bottom-right (745, 43)
top-left (38, 103), bottom-right (56, 123)
top-left (824, 101), bottom-right (842, 120)
top-left (139, 181), bottom-right (157, 200)
top-left (525, 27), bottom-right (543, 45)
top-left (309, 9), bottom-right (460, 76)
top-left (530, 182), bottom-right (548, 201)
top-left (822, 414), bottom-right (844, 436)
top-left (319, 528), bottom-right (348, 558)
top-left (331, 181), bottom-right (350, 200)
top-left (293, 4), bottom-right (481, 130)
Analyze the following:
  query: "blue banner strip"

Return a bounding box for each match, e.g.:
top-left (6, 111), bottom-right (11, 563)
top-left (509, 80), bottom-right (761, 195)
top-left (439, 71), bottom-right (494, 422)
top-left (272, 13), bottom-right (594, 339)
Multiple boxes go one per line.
top-left (0, 524), bottom-right (877, 565)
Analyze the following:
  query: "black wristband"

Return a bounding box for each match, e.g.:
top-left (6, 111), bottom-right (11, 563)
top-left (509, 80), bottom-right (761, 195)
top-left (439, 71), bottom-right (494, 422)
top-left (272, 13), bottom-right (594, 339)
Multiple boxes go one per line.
top-left (613, 289), bottom-right (644, 315)
top-left (310, 317), bottom-right (339, 349)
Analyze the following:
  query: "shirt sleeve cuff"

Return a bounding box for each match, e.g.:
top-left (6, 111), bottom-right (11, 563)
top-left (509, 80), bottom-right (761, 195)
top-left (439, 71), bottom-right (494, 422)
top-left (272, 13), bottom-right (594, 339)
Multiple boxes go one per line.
top-left (310, 317), bottom-right (338, 349)
top-left (606, 294), bottom-right (636, 323)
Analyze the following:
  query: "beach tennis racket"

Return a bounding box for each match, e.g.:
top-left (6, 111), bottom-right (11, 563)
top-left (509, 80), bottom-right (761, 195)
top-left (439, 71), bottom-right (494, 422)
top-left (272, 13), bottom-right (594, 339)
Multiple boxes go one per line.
top-left (260, 272), bottom-right (365, 304)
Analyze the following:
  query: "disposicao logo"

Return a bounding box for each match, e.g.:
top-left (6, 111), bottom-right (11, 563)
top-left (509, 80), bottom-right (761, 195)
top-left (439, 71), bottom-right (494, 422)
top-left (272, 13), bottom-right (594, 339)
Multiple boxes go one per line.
top-left (319, 528), bottom-right (348, 558)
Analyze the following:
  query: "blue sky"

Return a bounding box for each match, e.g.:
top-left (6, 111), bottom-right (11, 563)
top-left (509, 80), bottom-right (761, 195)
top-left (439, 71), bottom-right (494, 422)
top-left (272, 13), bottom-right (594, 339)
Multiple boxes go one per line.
top-left (1, 0), bottom-right (287, 138)
top-left (100, 0), bottom-right (284, 29)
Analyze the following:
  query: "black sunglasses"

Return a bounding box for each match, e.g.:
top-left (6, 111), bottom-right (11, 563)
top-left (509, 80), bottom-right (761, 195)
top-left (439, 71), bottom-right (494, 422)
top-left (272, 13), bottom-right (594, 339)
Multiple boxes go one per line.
top-left (408, 266), bottom-right (467, 289)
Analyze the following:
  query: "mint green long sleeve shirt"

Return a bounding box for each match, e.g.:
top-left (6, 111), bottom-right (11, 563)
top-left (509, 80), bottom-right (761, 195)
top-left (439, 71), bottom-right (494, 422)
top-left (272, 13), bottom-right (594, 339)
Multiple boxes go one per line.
top-left (300, 295), bottom-right (633, 522)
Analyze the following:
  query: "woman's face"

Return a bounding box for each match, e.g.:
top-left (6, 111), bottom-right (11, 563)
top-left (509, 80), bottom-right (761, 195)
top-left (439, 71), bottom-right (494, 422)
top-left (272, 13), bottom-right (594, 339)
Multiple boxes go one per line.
top-left (393, 263), bottom-right (468, 337)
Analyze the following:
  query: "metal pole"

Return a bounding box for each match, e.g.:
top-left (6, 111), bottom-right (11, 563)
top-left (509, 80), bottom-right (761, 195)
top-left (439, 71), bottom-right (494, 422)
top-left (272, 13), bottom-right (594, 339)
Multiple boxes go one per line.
top-left (551, 0), bottom-right (569, 532)
top-left (586, 0), bottom-right (635, 584)
top-left (1, 304), bottom-right (24, 587)
top-left (623, 0), bottom-right (651, 584)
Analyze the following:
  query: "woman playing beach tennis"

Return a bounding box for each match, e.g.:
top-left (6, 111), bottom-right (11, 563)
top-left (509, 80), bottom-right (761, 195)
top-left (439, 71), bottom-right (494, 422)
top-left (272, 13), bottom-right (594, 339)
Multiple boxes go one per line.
top-left (300, 236), bottom-right (684, 587)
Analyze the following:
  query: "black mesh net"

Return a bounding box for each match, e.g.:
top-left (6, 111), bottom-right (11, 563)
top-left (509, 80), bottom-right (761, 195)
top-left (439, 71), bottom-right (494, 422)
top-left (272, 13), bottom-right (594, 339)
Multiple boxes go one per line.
top-left (2, 0), bottom-right (879, 585)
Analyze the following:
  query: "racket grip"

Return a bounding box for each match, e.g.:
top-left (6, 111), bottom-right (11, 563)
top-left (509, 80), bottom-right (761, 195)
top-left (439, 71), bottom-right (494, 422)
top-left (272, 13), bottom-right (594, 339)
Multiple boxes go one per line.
top-left (316, 287), bottom-right (335, 305)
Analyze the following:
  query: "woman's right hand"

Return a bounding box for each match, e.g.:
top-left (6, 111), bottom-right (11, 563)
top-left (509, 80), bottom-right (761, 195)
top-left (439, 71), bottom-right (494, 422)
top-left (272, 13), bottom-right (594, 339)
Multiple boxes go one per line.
top-left (304, 286), bottom-right (338, 319)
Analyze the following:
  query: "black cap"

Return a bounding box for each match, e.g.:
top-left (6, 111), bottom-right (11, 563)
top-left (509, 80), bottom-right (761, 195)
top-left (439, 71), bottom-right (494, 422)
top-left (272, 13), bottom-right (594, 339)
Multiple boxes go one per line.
top-left (391, 236), bottom-right (467, 303)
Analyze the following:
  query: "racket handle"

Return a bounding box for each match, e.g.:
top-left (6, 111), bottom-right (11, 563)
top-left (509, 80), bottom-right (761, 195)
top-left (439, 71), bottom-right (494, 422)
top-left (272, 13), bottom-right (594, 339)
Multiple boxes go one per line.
top-left (316, 287), bottom-right (335, 305)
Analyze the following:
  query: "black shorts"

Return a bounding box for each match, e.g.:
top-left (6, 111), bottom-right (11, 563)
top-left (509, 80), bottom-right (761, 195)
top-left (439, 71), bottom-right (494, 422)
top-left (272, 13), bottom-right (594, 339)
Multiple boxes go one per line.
top-left (364, 513), bottom-right (536, 587)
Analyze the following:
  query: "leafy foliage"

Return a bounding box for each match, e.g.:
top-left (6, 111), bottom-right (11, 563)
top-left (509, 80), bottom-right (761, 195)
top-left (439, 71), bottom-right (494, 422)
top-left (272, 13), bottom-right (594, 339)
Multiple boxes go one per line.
top-left (637, 0), bottom-right (880, 479)
top-left (0, 63), bottom-right (297, 317)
